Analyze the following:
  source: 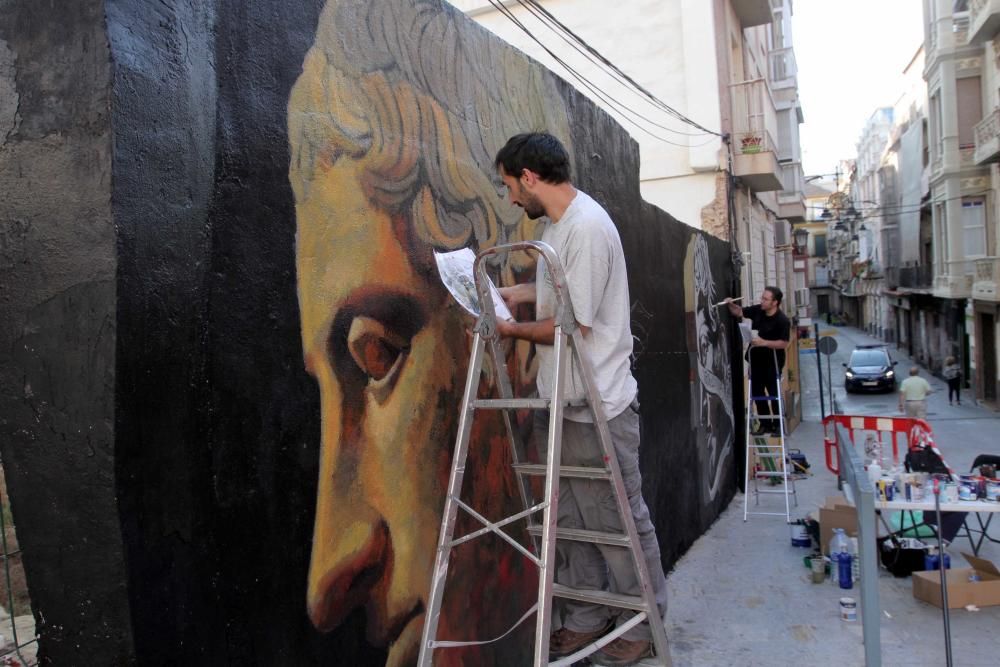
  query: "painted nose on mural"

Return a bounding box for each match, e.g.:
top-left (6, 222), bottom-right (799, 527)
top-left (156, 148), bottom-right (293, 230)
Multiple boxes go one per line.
top-left (308, 519), bottom-right (390, 632)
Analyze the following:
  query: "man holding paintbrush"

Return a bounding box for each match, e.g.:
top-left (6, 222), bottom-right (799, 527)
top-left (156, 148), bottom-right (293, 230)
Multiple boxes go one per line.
top-left (725, 288), bottom-right (790, 435)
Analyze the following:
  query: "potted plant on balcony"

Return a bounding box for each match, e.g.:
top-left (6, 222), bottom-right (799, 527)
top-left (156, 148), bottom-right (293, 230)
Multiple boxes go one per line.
top-left (740, 134), bottom-right (763, 154)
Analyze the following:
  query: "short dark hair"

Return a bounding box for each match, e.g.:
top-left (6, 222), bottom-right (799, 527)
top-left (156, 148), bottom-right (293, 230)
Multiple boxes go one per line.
top-left (494, 132), bottom-right (571, 184)
top-left (764, 286), bottom-right (783, 305)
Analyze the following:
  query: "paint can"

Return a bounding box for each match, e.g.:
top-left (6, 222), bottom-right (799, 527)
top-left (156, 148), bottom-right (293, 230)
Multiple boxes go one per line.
top-left (810, 556), bottom-right (826, 584)
top-left (839, 597), bottom-right (857, 622)
top-left (790, 521), bottom-right (810, 548)
top-left (941, 482), bottom-right (959, 503)
top-left (986, 480), bottom-right (1000, 502)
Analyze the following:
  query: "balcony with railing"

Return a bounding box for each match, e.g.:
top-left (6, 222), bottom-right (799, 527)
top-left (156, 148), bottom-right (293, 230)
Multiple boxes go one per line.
top-left (973, 256), bottom-right (1000, 300)
top-left (960, 144), bottom-right (976, 168)
top-left (969, 0), bottom-right (1000, 43)
top-left (729, 79), bottom-right (782, 192)
top-left (933, 259), bottom-right (976, 298)
top-left (974, 107), bottom-right (1000, 164)
top-left (733, 0), bottom-right (772, 27)
top-left (777, 162), bottom-right (806, 221)
top-left (886, 264), bottom-right (934, 290)
top-left (768, 46), bottom-right (797, 90)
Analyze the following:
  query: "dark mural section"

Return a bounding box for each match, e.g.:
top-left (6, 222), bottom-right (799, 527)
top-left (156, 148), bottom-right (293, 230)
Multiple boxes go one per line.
top-left (0, 0), bottom-right (134, 663)
top-left (0, 0), bottom-right (740, 664)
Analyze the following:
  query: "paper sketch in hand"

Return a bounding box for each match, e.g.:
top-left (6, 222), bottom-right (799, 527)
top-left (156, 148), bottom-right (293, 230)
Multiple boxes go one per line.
top-left (434, 248), bottom-right (512, 321)
top-left (739, 321), bottom-right (754, 346)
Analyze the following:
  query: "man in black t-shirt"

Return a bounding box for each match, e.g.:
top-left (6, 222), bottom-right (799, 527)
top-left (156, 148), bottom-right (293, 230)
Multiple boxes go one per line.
top-left (726, 286), bottom-right (791, 435)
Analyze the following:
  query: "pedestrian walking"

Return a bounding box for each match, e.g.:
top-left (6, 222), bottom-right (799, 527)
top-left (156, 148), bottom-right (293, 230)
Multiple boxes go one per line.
top-left (898, 366), bottom-right (932, 419)
top-left (943, 356), bottom-right (962, 405)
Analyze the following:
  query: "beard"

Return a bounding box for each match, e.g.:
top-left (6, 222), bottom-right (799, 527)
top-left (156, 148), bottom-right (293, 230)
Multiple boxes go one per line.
top-left (520, 192), bottom-right (546, 220)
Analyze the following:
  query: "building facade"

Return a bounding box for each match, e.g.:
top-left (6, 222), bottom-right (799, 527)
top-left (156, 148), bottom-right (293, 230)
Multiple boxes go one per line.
top-left (966, 0), bottom-right (1000, 404)
top-left (456, 0), bottom-right (809, 420)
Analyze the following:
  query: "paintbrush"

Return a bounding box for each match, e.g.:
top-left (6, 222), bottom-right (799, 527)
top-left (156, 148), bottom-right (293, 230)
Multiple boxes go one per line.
top-left (713, 296), bottom-right (743, 307)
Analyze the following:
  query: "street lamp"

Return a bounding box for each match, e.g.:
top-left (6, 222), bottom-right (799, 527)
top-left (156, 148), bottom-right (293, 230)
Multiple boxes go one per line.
top-left (792, 227), bottom-right (809, 255)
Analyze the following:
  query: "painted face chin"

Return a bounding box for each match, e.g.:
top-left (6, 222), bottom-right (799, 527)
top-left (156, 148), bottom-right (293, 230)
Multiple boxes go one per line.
top-left (384, 612), bottom-right (423, 667)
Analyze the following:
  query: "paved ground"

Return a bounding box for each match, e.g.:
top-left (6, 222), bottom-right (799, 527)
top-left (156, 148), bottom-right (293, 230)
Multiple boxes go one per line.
top-left (665, 324), bottom-right (1000, 666)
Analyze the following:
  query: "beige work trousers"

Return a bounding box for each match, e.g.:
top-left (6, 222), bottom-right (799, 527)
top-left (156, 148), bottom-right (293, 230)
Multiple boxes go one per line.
top-left (532, 404), bottom-right (668, 642)
top-left (904, 399), bottom-right (928, 419)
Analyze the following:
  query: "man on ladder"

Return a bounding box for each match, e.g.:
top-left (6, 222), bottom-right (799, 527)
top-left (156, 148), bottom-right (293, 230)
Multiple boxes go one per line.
top-left (494, 132), bottom-right (668, 666)
top-left (725, 287), bottom-right (790, 435)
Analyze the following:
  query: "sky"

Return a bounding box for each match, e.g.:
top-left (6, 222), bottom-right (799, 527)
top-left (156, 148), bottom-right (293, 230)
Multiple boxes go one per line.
top-left (794, 1), bottom-right (925, 179)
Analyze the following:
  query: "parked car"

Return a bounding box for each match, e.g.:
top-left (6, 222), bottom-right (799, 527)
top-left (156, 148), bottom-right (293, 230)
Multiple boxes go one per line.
top-left (843, 345), bottom-right (898, 393)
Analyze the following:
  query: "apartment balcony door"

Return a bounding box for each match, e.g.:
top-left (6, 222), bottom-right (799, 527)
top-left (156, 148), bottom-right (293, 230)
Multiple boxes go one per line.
top-left (980, 311), bottom-right (998, 402)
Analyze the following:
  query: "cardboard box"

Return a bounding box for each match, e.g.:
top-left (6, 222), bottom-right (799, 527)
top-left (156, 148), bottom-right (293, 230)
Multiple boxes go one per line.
top-left (819, 495), bottom-right (858, 554)
top-left (912, 553), bottom-right (1000, 609)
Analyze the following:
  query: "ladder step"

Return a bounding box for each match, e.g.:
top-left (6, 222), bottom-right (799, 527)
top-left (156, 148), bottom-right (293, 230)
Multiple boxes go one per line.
top-left (754, 471), bottom-right (789, 478)
top-left (512, 463), bottom-right (611, 480)
top-left (472, 398), bottom-right (590, 410)
top-left (473, 398), bottom-right (549, 409)
top-left (527, 525), bottom-right (630, 547)
top-left (748, 450), bottom-right (782, 457)
top-left (755, 488), bottom-right (796, 496)
top-left (551, 583), bottom-right (648, 611)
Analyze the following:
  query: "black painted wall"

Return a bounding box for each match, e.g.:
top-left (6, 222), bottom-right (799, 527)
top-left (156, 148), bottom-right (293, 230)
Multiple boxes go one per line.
top-left (0, 0), bottom-right (134, 663)
top-left (0, 0), bottom-right (740, 664)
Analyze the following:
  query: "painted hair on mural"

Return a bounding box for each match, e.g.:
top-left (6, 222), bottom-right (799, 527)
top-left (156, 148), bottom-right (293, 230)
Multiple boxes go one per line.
top-left (288, 0), bottom-right (572, 263)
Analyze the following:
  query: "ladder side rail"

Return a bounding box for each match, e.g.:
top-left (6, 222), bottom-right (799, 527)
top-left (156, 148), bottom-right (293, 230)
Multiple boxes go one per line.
top-left (569, 328), bottom-right (673, 666)
top-left (743, 343), bottom-right (754, 520)
top-left (534, 330), bottom-right (569, 667)
top-left (773, 350), bottom-right (792, 521)
top-left (485, 332), bottom-right (538, 542)
top-left (474, 242), bottom-right (575, 556)
top-left (417, 333), bottom-right (488, 667)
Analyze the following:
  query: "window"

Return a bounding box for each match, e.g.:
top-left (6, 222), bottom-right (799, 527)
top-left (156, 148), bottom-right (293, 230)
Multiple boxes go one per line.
top-left (813, 235), bottom-right (827, 257)
top-left (957, 77), bottom-right (982, 149)
top-left (962, 198), bottom-right (986, 257)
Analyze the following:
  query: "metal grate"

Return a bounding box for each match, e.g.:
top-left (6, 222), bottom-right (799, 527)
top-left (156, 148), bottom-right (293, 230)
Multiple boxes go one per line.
top-left (0, 463), bottom-right (37, 666)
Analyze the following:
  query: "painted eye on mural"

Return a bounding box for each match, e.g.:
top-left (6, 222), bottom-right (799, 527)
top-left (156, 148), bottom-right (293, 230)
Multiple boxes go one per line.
top-left (328, 290), bottom-right (426, 402)
top-left (347, 316), bottom-right (409, 384)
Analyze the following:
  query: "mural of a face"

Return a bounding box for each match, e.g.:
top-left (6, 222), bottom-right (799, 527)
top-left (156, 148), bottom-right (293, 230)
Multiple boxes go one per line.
top-left (288, 1), bottom-right (570, 663)
top-left (685, 235), bottom-right (734, 500)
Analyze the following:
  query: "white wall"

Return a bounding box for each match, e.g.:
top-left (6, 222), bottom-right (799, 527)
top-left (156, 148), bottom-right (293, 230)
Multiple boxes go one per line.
top-left (450, 0), bottom-right (724, 228)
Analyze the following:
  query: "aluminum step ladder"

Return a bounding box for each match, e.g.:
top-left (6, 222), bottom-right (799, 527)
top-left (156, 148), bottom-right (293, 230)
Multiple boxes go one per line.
top-left (743, 349), bottom-right (797, 521)
top-left (417, 241), bottom-right (671, 667)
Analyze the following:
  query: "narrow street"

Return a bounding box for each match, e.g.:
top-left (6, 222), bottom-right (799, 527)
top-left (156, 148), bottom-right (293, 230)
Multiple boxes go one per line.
top-left (666, 325), bottom-right (1000, 666)
top-left (803, 323), bottom-right (999, 473)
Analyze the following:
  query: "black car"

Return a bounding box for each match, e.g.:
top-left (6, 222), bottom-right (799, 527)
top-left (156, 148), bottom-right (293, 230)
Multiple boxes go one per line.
top-left (843, 345), bottom-right (898, 393)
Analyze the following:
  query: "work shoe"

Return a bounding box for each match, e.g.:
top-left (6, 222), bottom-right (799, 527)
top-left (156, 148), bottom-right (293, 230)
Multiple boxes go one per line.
top-left (590, 636), bottom-right (653, 666)
top-left (548, 619), bottom-right (614, 658)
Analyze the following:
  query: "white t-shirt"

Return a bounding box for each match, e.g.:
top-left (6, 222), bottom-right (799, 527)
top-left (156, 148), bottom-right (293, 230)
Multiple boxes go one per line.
top-left (535, 190), bottom-right (637, 422)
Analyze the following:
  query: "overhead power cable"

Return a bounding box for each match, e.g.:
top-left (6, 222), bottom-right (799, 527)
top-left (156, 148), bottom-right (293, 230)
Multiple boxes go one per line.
top-left (483, 0), bottom-right (722, 145)
top-left (513, 0), bottom-right (717, 137)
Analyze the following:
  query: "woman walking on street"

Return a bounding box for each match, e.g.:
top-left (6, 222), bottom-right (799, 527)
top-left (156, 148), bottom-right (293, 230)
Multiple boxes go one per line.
top-left (943, 356), bottom-right (962, 405)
